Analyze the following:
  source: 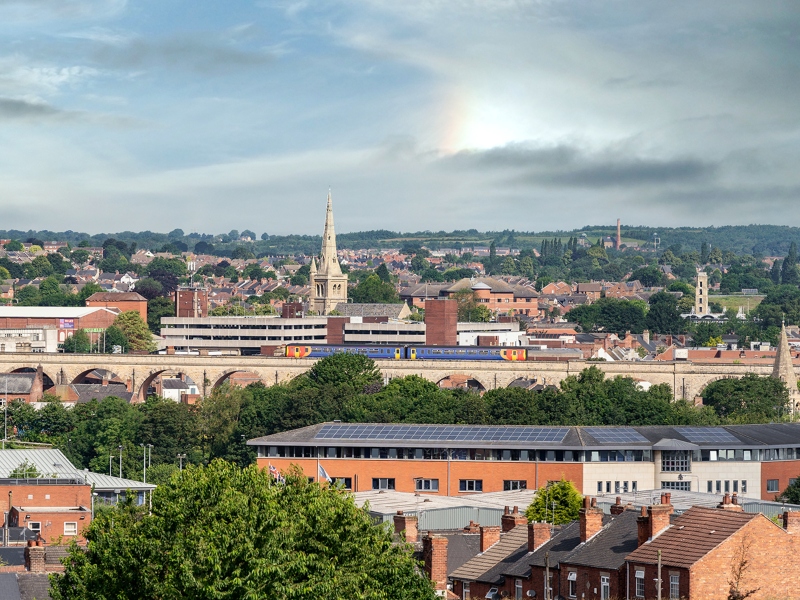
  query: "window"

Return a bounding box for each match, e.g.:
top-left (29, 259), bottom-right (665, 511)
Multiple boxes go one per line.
top-left (661, 450), bottom-right (690, 472)
top-left (632, 481), bottom-right (638, 492)
top-left (742, 480), bottom-right (747, 494)
top-left (463, 582), bottom-right (470, 600)
top-left (661, 481), bottom-right (691, 491)
top-left (333, 477), bottom-right (352, 490)
top-left (460, 479), bottom-right (483, 492)
top-left (415, 479), bottom-right (439, 492)
top-left (716, 480), bottom-right (722, 494)
top-left (600, 575), bottom-right (610, 600)
top-left (568, 571), bottom-right (577, 598)
top-left (669, 574), bottom-right (680, 599)
top-left (64, 522), bottom-right (78, 536)
top-left (372, 478), bottom-right (395, 490)
top-left (606, 481), bottom-right (611, 493)
top-left (614, 481), bottom-right (620, 493)
top-left (635, 570), bottom-right (645, 598)
top-left (27, 522), bottom-right (41, 533)
top-left (767, 479), bottom-right (780, 493)
top-left (724, 480), bottom-right (730, 493)
top-left (515, 579), bottom-right (522, 600)
top-left (597, 481), bottom-right (603, 493)
top-left (504, 480), bottom-right (526, 491)
top-left (707, 480), bottom-right (713, 493)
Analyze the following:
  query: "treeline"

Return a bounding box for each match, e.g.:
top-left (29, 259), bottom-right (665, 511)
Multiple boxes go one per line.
top-left (10, 356), bottom-right (789, 479)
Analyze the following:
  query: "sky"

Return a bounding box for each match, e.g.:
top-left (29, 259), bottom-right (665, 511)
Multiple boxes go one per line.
top-left (0, 0), bottom-right (798, 236)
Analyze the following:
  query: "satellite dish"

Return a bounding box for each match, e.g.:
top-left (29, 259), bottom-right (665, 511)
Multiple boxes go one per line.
top-left (526, 591), bottom-right (536, 597)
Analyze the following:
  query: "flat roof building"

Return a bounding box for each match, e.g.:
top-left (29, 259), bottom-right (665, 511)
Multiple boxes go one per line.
top-left (248, 422), bottom-right (800, 501)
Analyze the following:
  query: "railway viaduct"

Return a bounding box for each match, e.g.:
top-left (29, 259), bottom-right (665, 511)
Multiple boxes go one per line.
top-left (0, 353), bottom-right (777, 402)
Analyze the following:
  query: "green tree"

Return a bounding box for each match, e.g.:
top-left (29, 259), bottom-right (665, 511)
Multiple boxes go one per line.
top-left (782, 242), bottom-right (799, 286)
top-left (63, 329), bottom-right (91, 353)
top-left (8, 459), bottom-right (42, 478)
top-left (701, 374), bottom-right (790, 423)
top-left (307, 352), bottom-right (381, 392)
top-left (349, 274), bottom-right (400, 304)
top-left (4, 240), bottom-right (23, 251)
top-left (525, 478), bottom-right (582, 525)
top-left (780, 477), bottom-right (800, 504)
top-left (375, 262), bottom-right (392, 283)
top-left (114, 311), bottom-right (156, 352)
top-left (628, 265), bottom-right (663, 287)
top-left (147, 296), bottom-right (175, 334)
top-left (102, 325), bottom-right (128, 353)
top-left (50, 461), bottom-right (436, 600)
top-left (70, 249), bottom-right (91, 266)
top-left (133, 277), bottom-right (164, 300)
top-left (646, 292), bottom-right (687, 334)
top-left (25, 255), bottom-right (55, 278)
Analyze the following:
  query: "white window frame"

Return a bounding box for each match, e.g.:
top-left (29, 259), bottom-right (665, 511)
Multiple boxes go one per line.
top-left (600, 575), bottom-right (610, 600)
top-left (64, 522), bottom-right (78, 536)
top-left (415, 478), bottom-right (439, 492)
top-left (567, 571), bottom-right (577, 598)
top-left (635, 570), bottom-right (645, 598)
top-left (463, 582), bottom-right (470, 600)
top-left (515, 579), bottom-right (522, 600)
top-left (669, 574), bottom-right (680, 599)
top-left (27, 522), bottom-right (41, 533)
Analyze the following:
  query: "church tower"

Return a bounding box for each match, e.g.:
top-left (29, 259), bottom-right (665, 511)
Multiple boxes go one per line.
top-left (310, 191), bottom-right (348, 315)
top-left (772, 322), bottom-right (800, 417)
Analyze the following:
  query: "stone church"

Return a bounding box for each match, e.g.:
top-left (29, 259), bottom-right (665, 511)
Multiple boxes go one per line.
top-left (309, 191), bottom-right (348, 315)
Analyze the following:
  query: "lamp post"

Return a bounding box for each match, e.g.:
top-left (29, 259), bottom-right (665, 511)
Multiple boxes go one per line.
top-left (109, 455), bottom-right (114, 477)
top-left (118, 445), bottom-right (123, 479)
top-left (140, 443), bottom-right (146, 483)
top-left (147, 444), bottom-right (153, 469)
top-left (178, 453), bottom-right (187, 472)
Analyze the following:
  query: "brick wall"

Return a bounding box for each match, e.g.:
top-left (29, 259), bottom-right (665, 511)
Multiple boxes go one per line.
top-left (258, 458), bottom-right (582, 495)
top-left (10, 508), bottom-right (91, 544)
top-left (1, 483), bottom-right (92, 511)
top-left (761, 459), bottom-right (800, 500)
top-left (86, 300), bottom-right (146, 321)
top-left (425, 299), bottom-right (457, 346)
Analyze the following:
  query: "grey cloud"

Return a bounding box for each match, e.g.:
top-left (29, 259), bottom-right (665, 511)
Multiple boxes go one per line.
top-left (0, 0), bottom-right (126, 20)
top-left (440, 144), bottom-right (717, 188)
top-left (0, 97), bottom-right (75, 121)
top-left (91, 35), bottom-right (275, 73)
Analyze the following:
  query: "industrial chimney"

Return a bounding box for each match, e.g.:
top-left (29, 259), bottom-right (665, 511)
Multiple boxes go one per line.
top-left (616, 219), bottom-right (621, 250)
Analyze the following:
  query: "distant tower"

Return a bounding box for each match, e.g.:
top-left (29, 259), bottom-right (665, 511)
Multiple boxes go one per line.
top-left (616, 219), bottom-right (621, 250)
top-left (695, 271), bottom-right (708, 315)
top-left (772, 322), bottom-right (799, 416)
top-left (310, 191), bottom-right (348, 315)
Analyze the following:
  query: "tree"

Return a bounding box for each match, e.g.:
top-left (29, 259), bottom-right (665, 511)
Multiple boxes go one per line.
top-left (349, 274), bottom-right (400, 304)
top-left (780, 477), bottom-right (800, 504)
top-left (307, 352), bottom-right (381, 392)
top-left (9, 459), bottom-right (42, 478)
top-left (62, 329), bottom-right (91, 353)
top-left (453, 289), bottom-right (492, 322)
top-left (628, 265), bottom-right (663, 287)
top-left (147, 296), bottom-right (175, 334)
top-left (701, 374), bottom-right (789, 423)
top-left (782, 242), bottom-right (799, 285)
top-left (375, 262), bottom-right (392, 283)
top-left (4, 240), bottom-right (23, 251)
top-left (646, 291), bottom-right (687, 334)
top-left (25, 255), bottom-right (55, 278)
top-left (525, 478), bottom-right (582, 525)
top-left (114, 311), bottom-right (156, 353)
top-left (700, 242), bottom-right (710, 264)
top-left (103, 325), bottom-right (128, 353)
top-left (133, 277), bottom-right (164, 300)
top-left (50, 461), bottom-right (436, 600)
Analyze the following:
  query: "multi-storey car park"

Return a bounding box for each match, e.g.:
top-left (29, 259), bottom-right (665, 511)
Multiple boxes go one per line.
top-left (247, 422), bottom-right (800, 501)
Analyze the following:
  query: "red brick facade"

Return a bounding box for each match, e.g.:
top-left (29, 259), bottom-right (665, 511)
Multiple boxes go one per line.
top-left (425, 299), bottom-right (457, 346)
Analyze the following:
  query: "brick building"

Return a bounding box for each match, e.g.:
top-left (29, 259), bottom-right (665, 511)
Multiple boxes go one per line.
top-left (0, 307), bottom-right (118, 345)
top-left (85, 292), bottom-right (148, 322)
top-left (439, 278), bottom-right (540, 317)
top-left (175, 286), bottom-right (209, 318)
top-left (425, 299), bottom-right (458, 346)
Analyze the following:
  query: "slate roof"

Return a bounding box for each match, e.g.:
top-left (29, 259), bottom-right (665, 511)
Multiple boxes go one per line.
top-left (85, 292), bottom-right (146, 302)
top-left (0, 375), bottom-right (35, 395)
top-left (16, 574), bottom-right (51, 600)
top-left (560, 509), bottom-right (640, 570)
top-left (0, 548), bottom-right (25, 567)
top-left (71, 384), bottom-right (133, 403)
top-left (450, 525), bottom-right (528, 582)
top-left (625, 506), bottom-right (757, 568)
top-left (505, 521), bottom-right (585, 576)
top-left (0, 573), bottom-right (21, 600)
top-left (443, 533), bottom-right (481, 574)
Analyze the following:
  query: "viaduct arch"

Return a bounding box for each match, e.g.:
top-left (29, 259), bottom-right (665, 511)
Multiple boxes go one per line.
top-left (0, 353), bottom-right (782, 402)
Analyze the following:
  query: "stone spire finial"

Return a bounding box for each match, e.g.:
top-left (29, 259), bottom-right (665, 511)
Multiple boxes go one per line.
top-left (318, 189), bottom-right (342, 277)
top-left (773, 321), bottom-right (799, 416)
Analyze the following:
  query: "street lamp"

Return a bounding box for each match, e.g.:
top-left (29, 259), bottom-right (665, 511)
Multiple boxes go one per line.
top-left (118, 445), bottom-right (123, 479)
top-left (177, 453), bottom-right (187, 472)
top-left (109, 455), bottom-right (114, 476)
top-left (140, 443), bottom-right (146, 483)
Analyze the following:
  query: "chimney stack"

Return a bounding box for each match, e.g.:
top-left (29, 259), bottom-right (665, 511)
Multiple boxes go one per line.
top-left (528, 522), bottom-right (551, 552)
top-left (480, 525), bottom-right (501, 552)
top-left (463, 520), bottom-right (480, 534)
top-left (717, 493), bottom-right (743, 512)
top-left (580, 497), bottom-right (604, 543)
top-left (501, 506), bottom-right (527, 532)
top-left (616, 218), bottom-right (621, 249)
top-left (394, 511), bottom-right (418, 543)
top-left (610, 497), bottom-right (625, 515)
top-left (783, 511), bottom-right (800, 534)
top-left (423, 534), bottom-right (449, 591)
top-left (637, 506), bottom-right (649, 547)
top-left (638, 495), bottom-right (673, 546)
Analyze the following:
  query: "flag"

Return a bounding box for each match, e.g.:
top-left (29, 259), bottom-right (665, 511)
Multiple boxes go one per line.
top-left (318, 464), bottom-right (333, 483)
top-left (268, 463), bottom-right (285, 484)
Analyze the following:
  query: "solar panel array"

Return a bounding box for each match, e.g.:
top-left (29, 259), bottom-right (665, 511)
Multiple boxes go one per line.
top-left (583, 427), bottom-right (649, 444)
top-left (315, 424), bottom-right (568, 443)
top-left (675, 427), bottom-right (740, 444)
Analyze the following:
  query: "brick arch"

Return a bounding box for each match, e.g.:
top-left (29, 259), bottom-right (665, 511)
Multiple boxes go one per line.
top-left (434, 373), bottom-right (488, 392)
top-left (136, 368), bottom-right (207, 402)
top-left (69, 368), bottom-right (126, 386)
top-left (9, 366), bottom-right (57, 390)
top-left (213, 369), bottom-right (266, 389)
top-left (691, 374), bottom-right (743, 401)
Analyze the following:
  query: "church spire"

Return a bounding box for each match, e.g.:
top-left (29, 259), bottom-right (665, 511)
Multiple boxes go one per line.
top-left (318, 189), bottom-right (342, 276)
top-left (773, 321), bottom-right (799, 417)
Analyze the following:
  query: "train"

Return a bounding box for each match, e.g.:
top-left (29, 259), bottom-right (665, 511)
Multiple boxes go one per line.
top-left (283, 345), bottom-right (527, 361)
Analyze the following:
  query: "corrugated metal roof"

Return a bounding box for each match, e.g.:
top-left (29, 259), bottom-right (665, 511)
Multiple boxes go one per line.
top-left (0, 450), bottom-right (154, 491)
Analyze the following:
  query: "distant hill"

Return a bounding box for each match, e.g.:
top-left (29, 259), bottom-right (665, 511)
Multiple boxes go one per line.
top-left (2, 224), bottom-right (799, 257)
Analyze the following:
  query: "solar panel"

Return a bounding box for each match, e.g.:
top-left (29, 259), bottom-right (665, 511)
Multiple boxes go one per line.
top-left (315, 424), bottom-right (568, 443)
top-left (675, 427), bottom-right (740, 444)
top-left (583, 427), bottom-right (649, 444)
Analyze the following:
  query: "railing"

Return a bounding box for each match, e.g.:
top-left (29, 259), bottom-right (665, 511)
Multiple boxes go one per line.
top-left (0, 477), bottom-right (85, 486)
